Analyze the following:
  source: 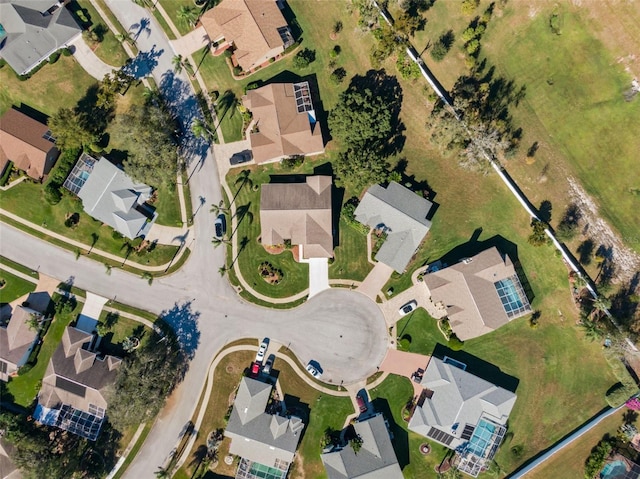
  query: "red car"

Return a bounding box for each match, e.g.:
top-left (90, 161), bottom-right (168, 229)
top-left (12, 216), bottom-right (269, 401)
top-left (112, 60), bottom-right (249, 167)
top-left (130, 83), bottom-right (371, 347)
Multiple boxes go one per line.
top-left (250, 362), bottom-right (261, 378)
top-left (356, 394), bottom-right (368, 413)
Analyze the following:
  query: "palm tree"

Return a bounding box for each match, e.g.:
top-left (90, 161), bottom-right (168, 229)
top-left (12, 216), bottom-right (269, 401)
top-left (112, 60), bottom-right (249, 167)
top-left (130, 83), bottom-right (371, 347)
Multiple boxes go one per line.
top-left (115, 31), bottom-right (135, 46)
top-left (590, 296), bottom-right (612, 321)
top-left (581, 318), bottom-right (604, 341)
top-left (177, 5), bottom-right (199, 29)
top-left (211, 236), bottom-right (230, 248)
top-left (154, 466), bottom-right (169, 478)
top-left (142, 86), bottom-right (158, 104)
top-left (191, 118), bottom-right (215, 142)
top-left (172, 54), bottom-right (186, 74)
top-left (210, 200), bottom-right (230, 216)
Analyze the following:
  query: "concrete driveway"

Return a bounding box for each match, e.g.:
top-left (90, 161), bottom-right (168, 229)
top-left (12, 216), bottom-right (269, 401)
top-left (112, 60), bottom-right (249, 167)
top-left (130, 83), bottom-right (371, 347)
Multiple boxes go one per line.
top-left (306, 257), bottom-right (329, 298)
top-left (70, 36), bottom-right (114, 80)
top-left (356, 262), bottom-right (394, 300)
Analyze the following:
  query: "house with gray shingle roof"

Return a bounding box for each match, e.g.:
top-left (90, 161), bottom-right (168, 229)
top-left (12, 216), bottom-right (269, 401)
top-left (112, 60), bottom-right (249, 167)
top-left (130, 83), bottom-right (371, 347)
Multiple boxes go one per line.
top-left (424, 247), bottom-right (532, 340)
top-left (354, 182), bottom-right (433, 273)
top-left (0, 0), bottom-right (81, 75)
top-left (0, 304), bottom-right (42, 382)
top-left (321, 413), bottom-right (403, 479)
top-left (408, 357), bottom-right (517, 477)
top-left (66, 154), bottom-right (156, 239)
top-left (225, 377), bottom-right (304, 479)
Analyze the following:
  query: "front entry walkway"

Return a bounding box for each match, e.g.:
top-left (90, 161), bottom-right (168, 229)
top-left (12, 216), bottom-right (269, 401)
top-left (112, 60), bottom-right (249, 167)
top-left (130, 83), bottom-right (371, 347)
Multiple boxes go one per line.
top-left (307, 257), bottom-right (329, 298)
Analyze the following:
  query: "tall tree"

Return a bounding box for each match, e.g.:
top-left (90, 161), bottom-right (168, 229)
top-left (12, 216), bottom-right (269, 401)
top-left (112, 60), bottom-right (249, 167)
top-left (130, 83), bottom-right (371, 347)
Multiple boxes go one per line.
top-left (47, 108), bottom-right (96, 151)
top-left (191, 118), bottom-right (215, 142)
top-left (112, 101), bottom-right (180, 187)
top-left (176, 5), bottom-right (199, 28)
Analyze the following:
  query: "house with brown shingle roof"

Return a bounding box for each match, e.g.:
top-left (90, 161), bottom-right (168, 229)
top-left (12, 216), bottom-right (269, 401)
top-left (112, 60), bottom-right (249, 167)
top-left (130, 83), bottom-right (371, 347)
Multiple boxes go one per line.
top-left (243, 82), bottom-right (324, 164)
top-left (424, 247), bottom-right (532, 340)
top-left (200, 0), bottom-right (294, 72)
top-left (0, 304), bottom-right (42, 382)
top-left (34, 325), bottom-right (121, 440)
top-left (260, 175), bottom-right (333, 259)
top-left (0, 108), bottom-right (59, 180)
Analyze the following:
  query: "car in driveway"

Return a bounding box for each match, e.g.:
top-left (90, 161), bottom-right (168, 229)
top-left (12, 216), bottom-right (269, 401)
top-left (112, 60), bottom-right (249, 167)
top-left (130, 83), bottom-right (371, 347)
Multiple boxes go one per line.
top-left (256, 339), bottom-right (268, 363)
top-left (230, 151), bottom-right (252, 165)
top-left (214, 214), bottom-right (226, 238)
top-left (398, 300), bottom-right (417, 316)
top-left (356, 393), bottom-right (368, 413)
top-left (249, 362), bottom-right (261, 378)
top-left (263, 354), bottom-right (275, 375)
top-left (306, 361), bottom-right (322, 379)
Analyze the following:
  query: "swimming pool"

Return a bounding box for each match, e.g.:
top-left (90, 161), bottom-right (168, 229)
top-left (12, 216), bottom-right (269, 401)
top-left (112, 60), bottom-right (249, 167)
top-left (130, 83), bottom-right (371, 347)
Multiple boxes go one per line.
top-left (600, 460), bottom-right (627, 479)
top-left (466, 419), bottom-right (496, 457)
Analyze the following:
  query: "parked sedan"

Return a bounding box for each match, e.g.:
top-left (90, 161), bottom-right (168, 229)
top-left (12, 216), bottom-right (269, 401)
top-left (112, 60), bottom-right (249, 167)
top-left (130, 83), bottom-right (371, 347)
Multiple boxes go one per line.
top-left (214, 214), bottom-right (226, 238)
top-left (230, 151), bottom-right (252, 165)
top-left (263, 354), bottom-right (275, 375)
top-left (256, 339), bottom-right (268, 363)
top-left (306, 361), bottom-right (322, 379)
top-left (398, 300), bottom-right (417, 316)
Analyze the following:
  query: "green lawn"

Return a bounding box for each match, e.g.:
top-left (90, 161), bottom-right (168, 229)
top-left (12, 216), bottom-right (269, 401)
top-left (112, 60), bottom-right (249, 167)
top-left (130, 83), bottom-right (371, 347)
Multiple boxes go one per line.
top-left (329, 219), bottom-right (372, 282)
top-left (369, 374), bottom-right (451, 478)
top-left (153, 183), bottom-right (184, 227)
top-left (213, 89), bottom-right (244, 143)
top-left (0, 55), bottom-right (97, 116)
top-left (0, 257), bottom-right (38, 278)
top-left (152, 6), bottom-right (177, 40)
top-left (0, 269), bottom-right (36, 305)
top-left (6, 296), bottom-right (78, 407)
top-left (72, 0), bottom-right (129, 67)
top-left (481, 3), bottom-right (640, 253)
top-left (0, 181), bottom-right (178, 267)
top-left (156, 0), bottom-right (196, 36)
top-left (395, 308), bottom-right (444, 354)
top-left (526, 409), bottom-right (638, 479)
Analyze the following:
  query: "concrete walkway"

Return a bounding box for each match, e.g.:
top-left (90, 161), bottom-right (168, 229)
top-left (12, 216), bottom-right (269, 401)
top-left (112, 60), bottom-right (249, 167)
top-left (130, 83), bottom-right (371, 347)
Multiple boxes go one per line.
top-left (356, 262), bottom-right (394, 300)
top-left (170, 26), bottom-right (209, 57)
top-left (70, 36), bottom-right (115, 80)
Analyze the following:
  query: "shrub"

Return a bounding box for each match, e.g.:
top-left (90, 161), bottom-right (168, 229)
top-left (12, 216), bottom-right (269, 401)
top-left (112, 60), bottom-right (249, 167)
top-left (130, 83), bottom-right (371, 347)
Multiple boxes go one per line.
top-left (330, 45), bottom-right (341, 59)
top-left (48, 51), bottom-right (61, 64)
top-left (0, 161), bottom-right (13, 186)
top-left (396, 52), bottom-right (420, 80)
top-left (293, 48), bottom-right (316, 69)
top-left (223, 49), bottom-right (233, 58)
top-left (330, 67), bottom-right (347, 84)
top-left (44, 183), bottom-right (62, 205)
top-left (62, 47), bottom-right (73, 56)
top-left (461, 0), bottom-right (479, 15)
top-left (281, 155), bottom-right (304, 169)
top-left (430, 42), bottom-right (448, 61)
top-left (233, 66), bottom-right (242, 76)
top-left (584, 440), bottom-right (612, 478)
top-left (210, 90), bottom-right (219, 102)
top-left (528, 219), bottom-right (549, 246)
top-left (0, 59), bottom-right (6, 68)
top-left (448, 334), bottom-right (464, 350)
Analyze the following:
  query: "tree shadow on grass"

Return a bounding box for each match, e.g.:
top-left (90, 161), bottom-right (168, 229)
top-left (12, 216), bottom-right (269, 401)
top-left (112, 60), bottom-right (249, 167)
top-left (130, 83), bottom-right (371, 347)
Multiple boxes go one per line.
top-left (158, 300), bottom-right (201, 360)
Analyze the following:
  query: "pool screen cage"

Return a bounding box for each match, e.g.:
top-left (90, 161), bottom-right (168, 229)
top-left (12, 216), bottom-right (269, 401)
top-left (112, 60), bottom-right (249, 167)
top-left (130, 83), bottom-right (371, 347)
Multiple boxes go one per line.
top-left (456, 418), bottom-right (507, 477)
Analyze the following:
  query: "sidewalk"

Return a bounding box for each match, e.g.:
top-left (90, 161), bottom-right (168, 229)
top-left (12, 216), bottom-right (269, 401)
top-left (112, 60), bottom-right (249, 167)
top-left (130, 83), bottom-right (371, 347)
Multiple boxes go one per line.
top-left (0, 209), bottom-right (187, 273)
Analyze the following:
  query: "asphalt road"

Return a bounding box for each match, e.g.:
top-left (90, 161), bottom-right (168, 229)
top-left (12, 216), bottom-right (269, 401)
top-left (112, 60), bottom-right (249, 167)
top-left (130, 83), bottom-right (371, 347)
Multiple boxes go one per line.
top-left (0, 2), bottom-right (391, 477)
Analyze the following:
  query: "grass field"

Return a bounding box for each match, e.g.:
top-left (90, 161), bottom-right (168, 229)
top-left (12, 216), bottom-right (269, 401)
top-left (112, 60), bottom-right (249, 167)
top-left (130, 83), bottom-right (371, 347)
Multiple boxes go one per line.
top-left (213, 89), bottom-right (244, 143)
top-left (480, 2), bottom-right (640, 254)
top-left (395, 308), bottom-right (443, 354)
top-left (526, 409), bottom-right (638, 479)
top-left (0, 269), bottom-right (36, 305)
top-left (0, 55), bottom-right (97, 116)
